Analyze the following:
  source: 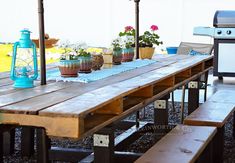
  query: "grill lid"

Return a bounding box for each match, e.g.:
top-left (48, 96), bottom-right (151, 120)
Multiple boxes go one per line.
top-left (213, 10), bottom-right (235, 27)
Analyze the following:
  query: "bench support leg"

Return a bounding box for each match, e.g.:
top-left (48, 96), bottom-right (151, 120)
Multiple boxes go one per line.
top-left (0, 125), bottom-right (4, 163)
top-left (233, 111), bottom-right (235, 138)
top-left (21, 127), bottom-right (35, 158)
top-left (188, 79), bottom-right (200, 114)
top-left (36, 128), bottom-right (51, 163)
top-left (94, 127), bottom-right (114, 163)
top-left (212, 126), bottom-right (224, 163)
top-left (3, 128), bottom-right (15, 155)
top-left (197, 141), bottom-right (213, 163)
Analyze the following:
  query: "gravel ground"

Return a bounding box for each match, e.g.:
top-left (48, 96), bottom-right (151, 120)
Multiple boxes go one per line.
top-left (3, 102), bottom-right (235, 163)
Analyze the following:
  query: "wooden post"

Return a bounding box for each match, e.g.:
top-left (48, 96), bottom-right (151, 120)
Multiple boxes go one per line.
top-left (0, 126), bottom-right (3, 163)
top-left (154, 94), bottom-right (169, 138)
top-left (233, 111), bottom-right (235, 138)
top-left (188, 78), bottom-right (200, 114)
top-left (21, 127), bottom-right (35, 157)
top-left (94, 127), bottom-right (114, 163)
top-left (3, 129), bottom-right (15, 155)
top-left (36, 128), bottom-right (51, 163)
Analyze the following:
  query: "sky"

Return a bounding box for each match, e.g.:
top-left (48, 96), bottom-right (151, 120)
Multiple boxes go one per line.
top-left (1, 0), bottom-right (235, 48)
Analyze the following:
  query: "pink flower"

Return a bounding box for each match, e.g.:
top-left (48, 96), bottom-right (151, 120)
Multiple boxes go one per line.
top-left (150, 25), bottom-right (158, 31)
top-left (125, 26), bottom-right (134, 32)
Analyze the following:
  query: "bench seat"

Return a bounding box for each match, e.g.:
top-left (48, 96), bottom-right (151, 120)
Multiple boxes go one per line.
top-left (184, 90), bottom-right (235, 163)
top-left (135, 125), bottom-right (216, 163)
top-left (184, 101), bottom-right (235, 127)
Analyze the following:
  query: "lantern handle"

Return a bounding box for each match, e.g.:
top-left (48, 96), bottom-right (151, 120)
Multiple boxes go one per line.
top-left (30, 42), bottom-right (38, 80)
top-left (10, 42), bottom-right (20, 81)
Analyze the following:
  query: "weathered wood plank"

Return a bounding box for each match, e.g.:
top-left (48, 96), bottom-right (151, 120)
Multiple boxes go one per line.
top-left (0, 113), bottom-right (80, 138)
top-left (208, 90), bottom-right (235, 104)
top-left (135, 125), bottom-right (217, 163)
top-left (184, 101), bottom-right (235, 127)
top-left (36, 55), bottom-right (213, 117)
top-left (0, 60), bottom-right (173, 114)
top-left (0, 82), bottom-right (73, 108)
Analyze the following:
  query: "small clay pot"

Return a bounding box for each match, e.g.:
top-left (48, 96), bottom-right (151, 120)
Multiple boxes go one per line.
top-left (58, 60), bottom-right (80, 77)
top-left (113, 50), bottom-right (122, 65)
top-left (92, 54), bottom-right (104, 70)
top-left (122, 48), bottom-right (134, 62)
top-left (79, 56), bottom-right (92, 73)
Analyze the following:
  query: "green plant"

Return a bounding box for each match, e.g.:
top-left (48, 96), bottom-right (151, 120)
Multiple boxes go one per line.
top-left (111, 38), bottom-right (122, 51)
top-left (78, 49), bottom-right (91, 57)
top-left (139, 25), bottom-right (163, 47)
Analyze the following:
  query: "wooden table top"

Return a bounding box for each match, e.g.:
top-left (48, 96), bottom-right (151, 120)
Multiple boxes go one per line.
top-left (0, 54), bottom-right (213, 138)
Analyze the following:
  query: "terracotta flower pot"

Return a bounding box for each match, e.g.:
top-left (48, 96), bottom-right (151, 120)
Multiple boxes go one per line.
top-left (139, 47), bottom-right (155, 59)
top-left (122, 48), bottom-right (134, 62)
top-left (58, 60), bottom-right (80, 77)
top-left (92, 54), bottom-right (104, 70)
top-left (79, 56), bottom-right (92, 73)
top-left (113, 49), bottom-right (122, 65)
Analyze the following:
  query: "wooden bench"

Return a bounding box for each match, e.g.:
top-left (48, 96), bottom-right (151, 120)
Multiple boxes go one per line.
top-left (135, 125), bottom-right (217, 163)
top-left (184, 90), bottom-right (235, 163)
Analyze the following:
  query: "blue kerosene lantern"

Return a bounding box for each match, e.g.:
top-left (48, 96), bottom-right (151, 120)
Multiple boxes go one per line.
top-left (10, 29), bottom-right (38, 88)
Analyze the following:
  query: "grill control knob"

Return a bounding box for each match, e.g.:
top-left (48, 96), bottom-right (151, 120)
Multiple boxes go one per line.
top-left (217, 30), bottom-right (222, 35)
top-left (227, 30), bottom-right (232, 35)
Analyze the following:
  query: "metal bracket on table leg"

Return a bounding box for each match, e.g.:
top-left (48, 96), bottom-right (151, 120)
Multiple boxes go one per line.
top-left (188, 81), bottom-right (198, 89)
top-left (94, 134), bottom-right (110, 147)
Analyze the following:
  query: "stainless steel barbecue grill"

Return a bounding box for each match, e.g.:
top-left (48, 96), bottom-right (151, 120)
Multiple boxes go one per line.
top-left (194, 10), bottom-right (235, 79)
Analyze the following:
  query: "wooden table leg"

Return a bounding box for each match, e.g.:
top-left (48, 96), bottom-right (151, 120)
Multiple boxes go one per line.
top-left (3, 128), bottom-right (15, 155)
top-left (233, 111), bottom-right (235, 138)
top-left (36, 128), bottom-right (51, 163)
top-left (188, 78), bottom-right (200, 114)
top-left (94, 127), bottom-right (114, 163)
top-left (21, 127), bottom-right (35, 158)
top-left (0, 125), bottom-right (4, 163)
top-left (154, 94), bottom-right (170, 139)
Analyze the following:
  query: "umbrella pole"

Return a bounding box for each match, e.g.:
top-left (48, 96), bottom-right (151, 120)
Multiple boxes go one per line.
top-left (38, 0), bottom-right (46, 85)
top-left (134, 0), bottom-right (140, 59)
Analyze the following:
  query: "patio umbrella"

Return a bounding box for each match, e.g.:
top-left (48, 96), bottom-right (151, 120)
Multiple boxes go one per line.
top-left (38, 0), bottom-right (46, 85)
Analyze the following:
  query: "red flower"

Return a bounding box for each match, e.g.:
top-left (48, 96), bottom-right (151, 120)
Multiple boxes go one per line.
top-left (125, 26), bottom-right (134, 32)
top-left (150, 25), bottom-right (158, 31)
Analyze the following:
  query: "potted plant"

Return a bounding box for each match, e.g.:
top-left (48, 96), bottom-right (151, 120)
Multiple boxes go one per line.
top-left (139, 25), bottom-right (163, 59)
top-left (77, 48), bottom-right (92, 73)
top-left (111, 38), bottom-right (122, 65)
top-left (119, 26), bottom-right (135, 62)
top-left (57, 41), bottom-right (80, 77)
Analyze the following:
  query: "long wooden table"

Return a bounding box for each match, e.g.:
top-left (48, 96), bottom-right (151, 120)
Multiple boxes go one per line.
top-left (0, 54), bottom-right (213, 139)
top-left (0, 55), bottom-right (213, 138)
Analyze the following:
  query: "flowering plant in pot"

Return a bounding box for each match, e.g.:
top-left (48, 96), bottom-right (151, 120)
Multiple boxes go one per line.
top-left (139, 25), bottom-right (163, 59)
top-left (111, 38), bottom-right (122, 65)
top-left (119, 26), bottom-right (135, 62)
top-left (57, 41), bottom-right (80, 77)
